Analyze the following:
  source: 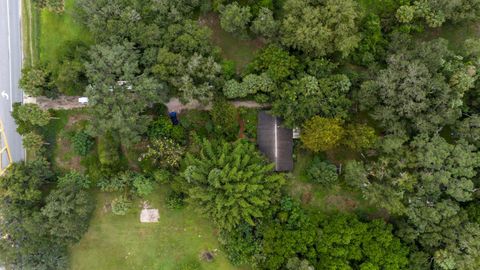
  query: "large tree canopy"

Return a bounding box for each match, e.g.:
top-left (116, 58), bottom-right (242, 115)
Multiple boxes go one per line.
top-left (182, 139), bottom-right (286, 230)
top-left (360, 38), bottom-right (476, 135)
top-left (85, 42), bottom-right (166, 145)
top-left (281, 0), bottom-right (362, 57)
top-left (350, 134), bottom-right (480, 269)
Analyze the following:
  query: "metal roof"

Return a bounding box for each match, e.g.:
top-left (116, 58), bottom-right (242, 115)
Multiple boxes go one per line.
top-left (257, 111), bottom-right (293, 172)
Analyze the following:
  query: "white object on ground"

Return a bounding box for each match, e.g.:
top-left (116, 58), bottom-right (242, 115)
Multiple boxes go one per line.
top-left (78, 97), bottom-right (89, 104)
top-left (140, 209), bottom-right (159, 223)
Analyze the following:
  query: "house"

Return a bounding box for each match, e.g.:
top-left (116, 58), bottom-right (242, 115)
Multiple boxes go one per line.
top-left (257, 111), bottom-right (293, 172)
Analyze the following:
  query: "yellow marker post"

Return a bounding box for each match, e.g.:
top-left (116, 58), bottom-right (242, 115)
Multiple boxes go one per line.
top-left (0, 119), bottom-right (12, 175)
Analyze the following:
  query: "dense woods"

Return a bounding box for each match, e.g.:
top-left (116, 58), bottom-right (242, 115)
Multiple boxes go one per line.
top-left (5, 0), bottom-right (480, 269)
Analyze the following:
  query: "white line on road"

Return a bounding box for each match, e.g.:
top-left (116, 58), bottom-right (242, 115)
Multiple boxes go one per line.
top-left (6, 0), bottom-right (13, 111)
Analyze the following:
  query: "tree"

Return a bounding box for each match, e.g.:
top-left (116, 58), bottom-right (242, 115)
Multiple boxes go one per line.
top-left (0, 160), bottom-right (68, 270)
top-left (182, 139), bottom-right (285, 230)
top-left (397, 0), bottom-right (480, 27)
top-left (247, 45), bottom-right (299, 82)
top-left (281, 0), bottom-right (362, 57)
top-left (316, 215), bottom-right (410, 269)
top-left (455, 115), bottom-right (480, 147)
top-left (210, 101), bottom-right (239, 140)
top-left (223, 73), bottom-right (275, 99)
top-left (271, 75), bottom-right (351, 127)
top-left (85, 42), bottom-right (166, 145)
top-left (41, 172), bottom-right (94, 244)
top-left (142, 137), bottom-right (185, 169)
top-left (251, 7), bottom-right (278, 38)
top-left (306, 157), bottom-right (338, 186)
top-left (300, 117), bottom-right (344, 152)
top-left (219, 2), bottom-right (252, 37)
top-left (19, 65), bottom-right (50, 96)
top-left (153, 48), bottom-right (222, 104)
top-left (357, 134), bottom-right (480, 269)
top-left (256, 197), bottom-right (317, 269)
top-left (342, 123), bottom-right (377, 151)
top-left (359, 38), bottom-right (473, 135)
top-left (11, 103), bottom-right (51, 134)
top-left (22, 132), bottom-right (44, 154)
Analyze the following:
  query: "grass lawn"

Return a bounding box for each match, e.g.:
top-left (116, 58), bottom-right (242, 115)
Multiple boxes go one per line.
top-left (199, 13), bottom-right (264, 73)
top-left (288, 147), bottom-right (384, 219)
top-left (40, 109), bottom-right (88, 172)
top-left (70, 188), bottom-right (242, 270)
top-left (22, 0), bottom-right (41, 66)
top-left (420, 21), bottom-right (480, 51)
top-left (39, 0), bottom-right (92, 65)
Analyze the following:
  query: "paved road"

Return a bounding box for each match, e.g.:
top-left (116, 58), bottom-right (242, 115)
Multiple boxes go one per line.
top-left (0, 0), bottom-right (24, 165)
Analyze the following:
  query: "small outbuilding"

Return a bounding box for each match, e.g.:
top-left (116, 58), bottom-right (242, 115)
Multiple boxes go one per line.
top-left (257, 111), bottom-right (293, 172)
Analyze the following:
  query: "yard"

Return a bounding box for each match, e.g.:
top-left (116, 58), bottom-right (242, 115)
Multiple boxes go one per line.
top-left (70, 187), bottom-right (242, 270)
top-left (39, 0), bottom-right (92, 65)
top-left (288, 147), bottom-right (385, 219)
top-left (199, 13), bottom-right (264, 73)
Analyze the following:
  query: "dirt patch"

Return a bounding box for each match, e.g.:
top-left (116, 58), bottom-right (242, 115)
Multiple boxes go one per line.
top-left (35, 95), bottom-right (87, 110)
top-left (65, 113), bottom-right (90, 129)
top-left (367, 208), bottom-right (390, 221)
top-left (324, 195), bottom-right (359, 212)
top-left (55, 134), bottom-right (83, 172)
top-left (238, 113), bottom-right (245, 139)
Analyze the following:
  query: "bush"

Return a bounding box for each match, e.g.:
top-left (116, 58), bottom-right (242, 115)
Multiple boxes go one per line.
top-left (152, 169), bottom-right (172, 183)
top-left (222, 60), bottom-right (237, 80)
top-left (180, 110), bottom-right (214, 138)
top-left (72, 131), bottom-right (94, 156)
top-left (165, 191), bottom-right (185, 209)
top-left (148, 117), bottom-right (186, 143)
top-left (132, 175), bottom-right (154, 197)
top-left (142, 137), bottom-right (185, 169)
top-left (306, 157), bottom-right (338, 186)
top-left (111, 195), bottom-right (132, 216)
top-left (210, 101), bottom-right (239, 140)
top-left (148, 117), bottom-right (174, 139)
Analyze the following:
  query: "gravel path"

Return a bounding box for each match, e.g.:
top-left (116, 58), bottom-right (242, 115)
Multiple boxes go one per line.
top-left (166, 98), bottom-right (269, 113)
top-left (33, 96), bottom-right (269, 112)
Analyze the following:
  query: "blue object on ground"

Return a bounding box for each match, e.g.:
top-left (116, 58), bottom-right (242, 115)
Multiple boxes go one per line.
top-left (169, 112), bottom-right (179, 125)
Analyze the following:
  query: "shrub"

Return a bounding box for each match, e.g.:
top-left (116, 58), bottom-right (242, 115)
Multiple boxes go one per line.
top-left (165, 191), bottom-right (185, 209)
top-left (132, 175), bottom-right (154, 197)
top-left (142, 137), bottom-right (185, 169)
top-left (210, 101), bottom-right (239, 140)
top-left (111, 195), bottom-right (132, 216)
top-left (148, 117), bottom-right (174, 139)
top-left (153, 169), bottom-right (172, 183)
top-left (306, 157), bottom-right (338, 186)
top-left (180, 110), bottom-right (214, 138)
top-left (222, 60), bottom-right (237, 79)
top-left (72, 130), bottom-right (94, 156)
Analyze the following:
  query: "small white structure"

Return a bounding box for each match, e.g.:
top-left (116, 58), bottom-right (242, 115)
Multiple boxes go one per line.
top-left (78, 97), bottom-right (89, 105)
top-left (140, 209), bottom-right (159, 223)
top-left (292, 127), bottom-right (301, 139)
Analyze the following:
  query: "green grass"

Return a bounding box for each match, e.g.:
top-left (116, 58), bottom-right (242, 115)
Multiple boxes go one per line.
top-left (40, 109), bottom-right (87, 169)
top-left (22, 0), bottom-right (41, 66)
top-left (39, 0), bottom-right (92, 65)
top-left (288, 148), bottom-right (382, 218)
top-left (420, 21), bottom-right (480, 52)
top-left (70, 187), bottom-right (242, 270)
top-left (200, 13), bottom-right (264, 73)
